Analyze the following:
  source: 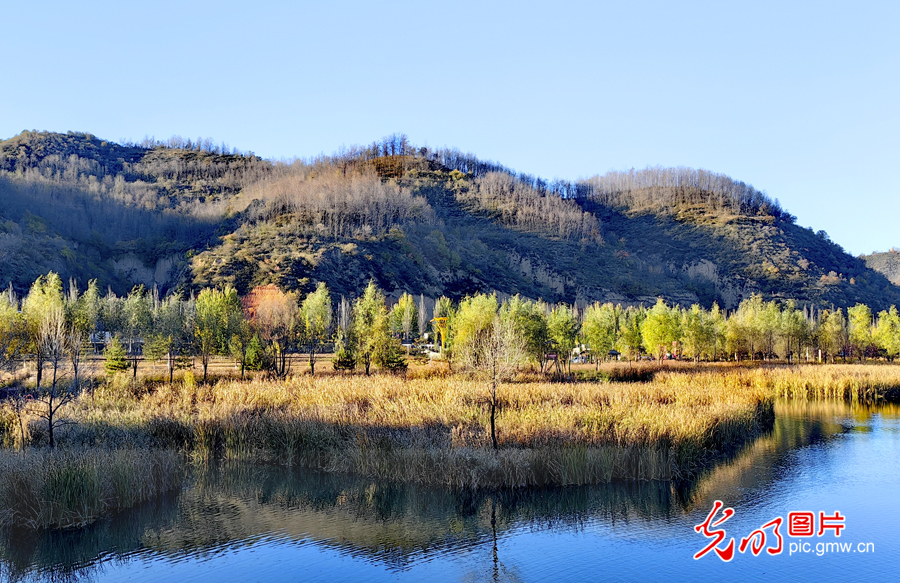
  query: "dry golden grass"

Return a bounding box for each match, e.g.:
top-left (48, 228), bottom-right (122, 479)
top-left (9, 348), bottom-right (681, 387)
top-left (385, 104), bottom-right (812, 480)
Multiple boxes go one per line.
top-left (0, 369), bottom-right (774, 487)
top-left (4, 363), bottom-right (897, 504)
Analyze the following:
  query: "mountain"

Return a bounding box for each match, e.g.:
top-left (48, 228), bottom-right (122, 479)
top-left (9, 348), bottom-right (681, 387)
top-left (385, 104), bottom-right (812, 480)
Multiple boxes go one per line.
top-left (2, 130), bottom-right (899, 310)
top-left (862, 250), bottom-right (900, 286)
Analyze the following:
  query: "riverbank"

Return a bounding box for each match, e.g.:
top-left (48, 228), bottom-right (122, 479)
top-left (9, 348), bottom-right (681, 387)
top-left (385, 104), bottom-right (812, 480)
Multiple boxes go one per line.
top-left (2, 363), bottom-right (899, 529)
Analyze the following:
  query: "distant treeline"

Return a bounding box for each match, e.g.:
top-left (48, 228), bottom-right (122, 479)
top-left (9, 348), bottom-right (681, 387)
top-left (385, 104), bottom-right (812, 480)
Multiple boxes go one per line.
top-left (4, 272), bottom-right (900, 398)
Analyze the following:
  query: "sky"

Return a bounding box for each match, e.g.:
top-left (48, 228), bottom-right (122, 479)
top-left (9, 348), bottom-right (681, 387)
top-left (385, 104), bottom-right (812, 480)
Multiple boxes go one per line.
top-left (1, 0), bottom-right (897, 256)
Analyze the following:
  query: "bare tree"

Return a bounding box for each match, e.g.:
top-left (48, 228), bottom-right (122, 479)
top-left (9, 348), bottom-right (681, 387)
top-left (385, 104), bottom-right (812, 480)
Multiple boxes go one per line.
top-left (29, 305), bottom-right (78, 448)
top-left (456, 308), bottom-right (525, 451)
top-left (418, 294), bottom-right (427, 338)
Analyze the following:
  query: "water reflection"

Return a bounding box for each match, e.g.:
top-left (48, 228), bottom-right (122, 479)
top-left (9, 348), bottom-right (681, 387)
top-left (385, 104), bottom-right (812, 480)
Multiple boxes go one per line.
top-left (0, 469), bottom-right (686, 580)
top-left (2, 400), bottom-right (896, 582)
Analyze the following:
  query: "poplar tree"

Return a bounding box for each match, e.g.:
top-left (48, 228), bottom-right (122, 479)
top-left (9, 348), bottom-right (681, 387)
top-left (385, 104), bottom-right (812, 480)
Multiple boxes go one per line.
top-left (641, 298), bottom-right (680, 362)
top-left (582, 302), bottom-right (618, 369)
top-left (300, 282), bottom-right (332, 375)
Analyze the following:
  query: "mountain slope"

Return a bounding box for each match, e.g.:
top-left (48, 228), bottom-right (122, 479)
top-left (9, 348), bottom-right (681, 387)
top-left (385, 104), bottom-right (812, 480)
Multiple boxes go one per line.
top-left (2, 130), bottom-right (899, 311)
top-left (862, 250), bottom-right (900, 286)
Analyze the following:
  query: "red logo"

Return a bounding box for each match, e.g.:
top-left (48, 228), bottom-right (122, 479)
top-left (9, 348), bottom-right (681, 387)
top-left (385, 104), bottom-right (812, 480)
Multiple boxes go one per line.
top-left (694, 502), bottom-right (847, 561)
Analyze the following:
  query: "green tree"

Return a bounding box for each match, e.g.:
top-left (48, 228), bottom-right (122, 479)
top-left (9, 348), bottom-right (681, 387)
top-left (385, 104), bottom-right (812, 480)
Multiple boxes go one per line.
top-left (391, 292), bottom-right (418, 346)
top-left (758, 299), bottom-right (781, 359)
top-left (499, 295), bottom-right (550, 371)
top-left (616, 306), bottom-right (645, 361)
top-left (300, 282), bottom-right (332, 375)
top-left (818, 309), bottom-right (847, 363)
top-left (149, 293), bottom-right (194, 384)
top-left (641, 298), bottom-right (680, 362)
top-left (374, 315), bottom-right (408, 373)
top-left (433, 296), bottom-right (455, 359)
top-left (874, 306), bottom-right (900, 361)
top-left (122, 286), bottom-right (152, 378)
top-left (780, 301), bottom-right (808, 363)
top-left (453, 294), bottom-right (500, 365)
top-left (847, 303), bottom-right (873, 362)
top-left (547, 304), bottom-right (579, 374)
top-left (353, 281), bottom-right (388, 375)
top-left (331, 327), bottom-right (357, 371)
top-left (22, 272), bottom-right (65, 389)
top-left (582, 302), bottom-right (618, 369)
top-left (194, 287), bottom-right (242, 382)
top-left (0, 287), bottom-right (23, 375)
top-left (104, 336), bottom-right (129, 374)
top-left (229, 317), bottom-right (255, 380)
top-left (680, 304), bottom-right (713, 362)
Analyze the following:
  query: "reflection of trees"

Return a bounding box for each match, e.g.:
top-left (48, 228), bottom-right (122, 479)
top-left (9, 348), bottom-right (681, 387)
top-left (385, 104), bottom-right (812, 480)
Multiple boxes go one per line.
top-left (0, 464), bottom-right (685, 580)
top-left (682, 400), bottom-right (897, 510)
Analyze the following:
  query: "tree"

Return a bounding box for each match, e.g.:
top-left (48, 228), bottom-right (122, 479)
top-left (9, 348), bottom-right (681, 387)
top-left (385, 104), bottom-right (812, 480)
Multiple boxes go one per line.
top-left (391, 292), bottom-right (417, 346)
top-left (247, 286), bottom-right (299, 378)
top-left (616, 306), bottom-right (645, 361)
top-left (300, 282), bottom-right (332, 375)
top-left (874, 306), bottom-right (900, 361)
top-left (758, 299), bottom-right (781, 360)
top-left (641, 298), bottom-right (680, 362)
top-left (453, 294), bottom-right (499, 365)
top-left (709, 303), bottom-right (727, 361)
top-left (31, 300), bottom-right (79, 448)
top-left (149, 293), bottom-right (193, 384)
top-left (433, 296), bottom-right (455, 358)
top-left (454, 295), bottom-right (524, 449)
top-left (680, 304), bottom-right (713, 362)
top-left (582, 302), bottom-right (618, 369)
top-left (104, 336), bottom-right (129, 374)
top-left (499, 295), bottom-right (549, 371)
top-left (780, 301), bottom-right (808, 363)
top-left (0, 287), bottom-right (23, 376)
top-left (818, 309), bottom-right (847, 363)
top-left (229, 317), bottom-right (255, 380)
top-left (66, 279), bottom-right (101, 340)
top-left (547, 304), bottom-right (579, 374)
top-left (194, 287), bottom-right (242, 382)
top-left (847, 303), bottom-right (873, 362)
top-left (122, 286), bottom-right (152, 378)
top-left (352, 281), bottom-right (388, 375)
top-left (331, 327), bottom-right (357, 371)
top-left (22, 273), bottom-right (65, 389)
top-left (373, 313), bottom-right (408, 373)
top-left (418, 294), bottom-right (428, 339)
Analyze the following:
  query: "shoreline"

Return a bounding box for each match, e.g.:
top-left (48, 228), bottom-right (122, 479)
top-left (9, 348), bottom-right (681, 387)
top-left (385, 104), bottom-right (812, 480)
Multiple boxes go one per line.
top-left (3, 364), bottom-right (900, 529)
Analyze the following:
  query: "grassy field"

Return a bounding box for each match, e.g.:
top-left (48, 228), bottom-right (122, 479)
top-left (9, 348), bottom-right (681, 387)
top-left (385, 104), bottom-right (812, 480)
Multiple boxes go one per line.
top-left (2, 361), bottom-right (899, 529)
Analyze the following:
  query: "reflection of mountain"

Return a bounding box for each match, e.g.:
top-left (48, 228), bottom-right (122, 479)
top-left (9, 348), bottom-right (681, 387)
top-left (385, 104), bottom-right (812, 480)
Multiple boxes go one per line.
top-left (0, 466), bottom-right (685, 581)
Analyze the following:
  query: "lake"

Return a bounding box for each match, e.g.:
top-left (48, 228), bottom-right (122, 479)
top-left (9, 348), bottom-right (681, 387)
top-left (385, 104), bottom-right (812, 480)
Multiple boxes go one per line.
top-left (2, 400), bottom-right (897, 582)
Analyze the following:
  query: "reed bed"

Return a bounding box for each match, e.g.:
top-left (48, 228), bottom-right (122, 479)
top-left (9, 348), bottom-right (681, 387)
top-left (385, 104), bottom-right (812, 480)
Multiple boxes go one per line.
top-left (0, 372), bottom-right (774, 488)
top-left (0, 448), bottom-right (184, 529)
top-left (6, 363), bottom-right (899, 529)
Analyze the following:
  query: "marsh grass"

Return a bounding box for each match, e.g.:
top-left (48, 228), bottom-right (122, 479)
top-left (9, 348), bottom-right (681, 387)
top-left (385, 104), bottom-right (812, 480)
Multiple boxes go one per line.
top-left (2, 370), bottom-right (777, 489)
top-left (3, 363), bottom-right (895, 516)
top-left (0, 448), bottom-right (184, 529)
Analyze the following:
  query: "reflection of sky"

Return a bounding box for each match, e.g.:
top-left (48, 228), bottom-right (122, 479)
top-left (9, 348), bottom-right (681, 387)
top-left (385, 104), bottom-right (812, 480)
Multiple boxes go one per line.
top-left (5, 402), bottom-right (898, 582)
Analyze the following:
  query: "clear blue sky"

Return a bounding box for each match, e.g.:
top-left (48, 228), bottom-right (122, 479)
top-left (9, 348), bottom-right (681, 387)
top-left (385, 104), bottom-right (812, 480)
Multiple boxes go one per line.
top-left (2, 1), bottom-right (897, 256)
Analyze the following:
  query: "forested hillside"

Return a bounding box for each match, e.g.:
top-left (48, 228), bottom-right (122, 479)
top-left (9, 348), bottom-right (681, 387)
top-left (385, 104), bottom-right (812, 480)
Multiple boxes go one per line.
top-left (2, 130), bottom-right (898, 311)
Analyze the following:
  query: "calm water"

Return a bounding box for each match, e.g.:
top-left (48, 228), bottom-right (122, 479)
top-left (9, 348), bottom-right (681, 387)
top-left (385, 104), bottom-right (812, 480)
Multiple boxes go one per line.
top-left (2, 400), bottom-right (898, 582)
